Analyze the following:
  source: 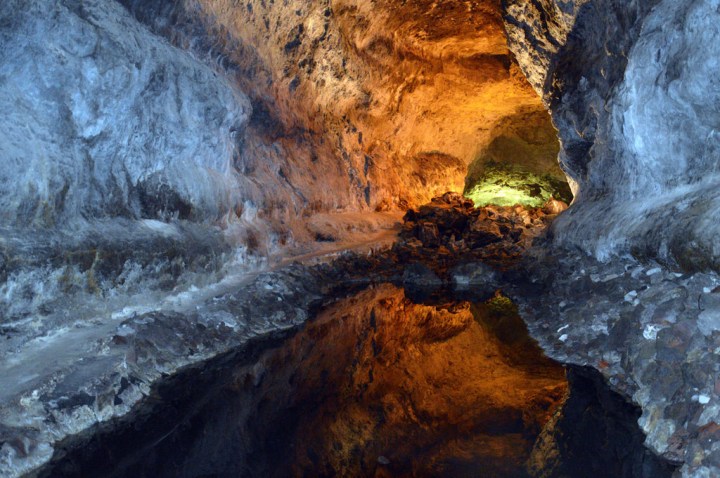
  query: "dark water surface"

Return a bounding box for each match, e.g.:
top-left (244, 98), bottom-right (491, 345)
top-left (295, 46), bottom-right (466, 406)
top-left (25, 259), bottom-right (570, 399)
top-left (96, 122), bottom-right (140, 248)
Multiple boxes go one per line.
top-left (39, 283), bottom-right (674, 478)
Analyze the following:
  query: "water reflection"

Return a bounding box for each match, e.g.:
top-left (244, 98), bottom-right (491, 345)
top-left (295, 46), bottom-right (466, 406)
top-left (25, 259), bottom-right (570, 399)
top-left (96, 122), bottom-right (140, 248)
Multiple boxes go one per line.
top-left (238, 284), bottom-right (567, 477)
top-left (37, 283), bottom-right (679, 478)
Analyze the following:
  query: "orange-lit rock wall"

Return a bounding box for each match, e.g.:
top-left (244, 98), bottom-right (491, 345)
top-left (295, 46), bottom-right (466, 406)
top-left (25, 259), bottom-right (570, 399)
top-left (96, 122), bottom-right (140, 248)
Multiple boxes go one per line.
top-left (123, 0), bottom-right (561, 217)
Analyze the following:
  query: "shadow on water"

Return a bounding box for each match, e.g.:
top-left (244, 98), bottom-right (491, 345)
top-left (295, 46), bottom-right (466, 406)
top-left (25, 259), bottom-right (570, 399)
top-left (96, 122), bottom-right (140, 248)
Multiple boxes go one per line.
top-left (39, 283), bottom-right (676, 478)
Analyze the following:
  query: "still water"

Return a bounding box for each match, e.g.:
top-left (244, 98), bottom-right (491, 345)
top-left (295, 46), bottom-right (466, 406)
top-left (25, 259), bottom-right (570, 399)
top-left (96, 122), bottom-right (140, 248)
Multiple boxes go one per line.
top-left (41, 283), bottom-right (673, 477)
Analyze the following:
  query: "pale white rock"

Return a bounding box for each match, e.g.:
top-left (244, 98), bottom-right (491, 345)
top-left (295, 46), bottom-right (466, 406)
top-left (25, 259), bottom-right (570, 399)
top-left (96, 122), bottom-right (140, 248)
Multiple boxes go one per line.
top-left (0, 0), bottom-right (251, 227)
top-left (698, 310), bottom-right (720, 336)
top-left (643, 324), bottom-right (663, 341)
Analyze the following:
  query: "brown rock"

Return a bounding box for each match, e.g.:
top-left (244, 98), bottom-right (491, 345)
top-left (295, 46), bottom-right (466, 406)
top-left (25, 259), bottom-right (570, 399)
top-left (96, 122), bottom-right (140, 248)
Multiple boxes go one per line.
top-left (467, 220), bottom-right (503, 248)
top-left (417, 222), bottom-right (440, 247)
top-left (543, 198), bottom-right (569, 215)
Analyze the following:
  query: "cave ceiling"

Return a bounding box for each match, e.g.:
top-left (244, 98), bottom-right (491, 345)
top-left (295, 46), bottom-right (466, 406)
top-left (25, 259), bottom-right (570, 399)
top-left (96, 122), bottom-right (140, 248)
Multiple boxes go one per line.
top-left (186, 0), bottom-right (564, 208)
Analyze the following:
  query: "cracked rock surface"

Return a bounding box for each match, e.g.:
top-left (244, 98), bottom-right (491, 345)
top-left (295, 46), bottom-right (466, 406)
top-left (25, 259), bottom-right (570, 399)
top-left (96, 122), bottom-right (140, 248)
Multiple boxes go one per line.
top-left (509, 249), bottom-right (720, 477)
top-left (503, 0), bottom-right (720, 271)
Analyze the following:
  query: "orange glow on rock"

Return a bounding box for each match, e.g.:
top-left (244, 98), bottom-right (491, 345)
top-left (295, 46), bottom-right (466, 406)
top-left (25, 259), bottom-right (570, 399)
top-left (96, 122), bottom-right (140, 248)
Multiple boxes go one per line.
top-left (243, 284), bottom-right (567, 476)
top-left (191, 0), bottom-right (560, 210)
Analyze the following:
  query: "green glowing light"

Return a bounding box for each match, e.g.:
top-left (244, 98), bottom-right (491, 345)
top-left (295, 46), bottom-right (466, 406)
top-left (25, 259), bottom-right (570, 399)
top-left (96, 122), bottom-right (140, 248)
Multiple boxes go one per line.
top-left (464, 166), bottom-right (572, 208)
top-left (465, 184), bottom-right (543, 207)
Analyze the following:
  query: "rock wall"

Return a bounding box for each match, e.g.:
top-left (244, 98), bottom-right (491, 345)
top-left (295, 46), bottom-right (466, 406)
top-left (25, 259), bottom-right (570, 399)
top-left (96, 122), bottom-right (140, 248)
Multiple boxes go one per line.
top-left (0, 0), bottom-right (250, 227)
top-left (0, 0), bottom-right (255, 325)
top-left (504, 0), bottom-right (720, 271)
top-left (121, 0), bottom-right (558, 211)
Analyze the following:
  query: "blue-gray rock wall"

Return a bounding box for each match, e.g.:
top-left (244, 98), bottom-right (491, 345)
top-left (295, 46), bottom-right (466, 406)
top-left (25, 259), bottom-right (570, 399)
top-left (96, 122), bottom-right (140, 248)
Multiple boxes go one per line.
top-left (504, 0), bottom-right (720, 272)
top-left (0, 0), bottom-right (250, 227)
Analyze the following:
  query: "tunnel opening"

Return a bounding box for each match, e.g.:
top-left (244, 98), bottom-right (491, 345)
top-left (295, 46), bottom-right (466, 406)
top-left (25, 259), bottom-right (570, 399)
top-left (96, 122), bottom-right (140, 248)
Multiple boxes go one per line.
top-left (463, 108), bottom-right (573, 209)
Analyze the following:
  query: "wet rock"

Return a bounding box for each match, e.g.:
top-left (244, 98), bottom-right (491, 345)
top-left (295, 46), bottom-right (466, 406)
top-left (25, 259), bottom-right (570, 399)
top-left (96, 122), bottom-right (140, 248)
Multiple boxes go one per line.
top-left (402, 263), bottom-right (442, 287)
top-left (510, 250), bottom-right (720, 476)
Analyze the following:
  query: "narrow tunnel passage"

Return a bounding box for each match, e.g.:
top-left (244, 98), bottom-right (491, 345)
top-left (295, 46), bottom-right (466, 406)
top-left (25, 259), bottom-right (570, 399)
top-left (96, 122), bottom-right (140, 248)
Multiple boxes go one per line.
top-left (464, 108), bottom-right (572, 208)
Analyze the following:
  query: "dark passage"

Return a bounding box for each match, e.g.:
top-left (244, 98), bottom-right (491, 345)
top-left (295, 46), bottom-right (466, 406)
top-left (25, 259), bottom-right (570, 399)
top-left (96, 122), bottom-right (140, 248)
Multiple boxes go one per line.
top-left (40, 284), bottom-right (675, 478)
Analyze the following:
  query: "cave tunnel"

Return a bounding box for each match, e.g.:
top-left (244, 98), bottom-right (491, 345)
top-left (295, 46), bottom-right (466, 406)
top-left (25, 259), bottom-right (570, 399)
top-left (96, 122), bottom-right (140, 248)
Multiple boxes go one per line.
top-left (1, 0), bottom-right (720, 477)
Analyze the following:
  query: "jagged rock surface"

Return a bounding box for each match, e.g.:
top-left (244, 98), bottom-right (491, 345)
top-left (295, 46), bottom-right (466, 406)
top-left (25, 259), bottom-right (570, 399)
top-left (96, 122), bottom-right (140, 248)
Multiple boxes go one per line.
top-left (0, 0), bottom-right (250, 227)
top-left (395, 192), bottom-right (566, 271)
top-left (508, 249), bottom-right (720, 477)
top-left (504, 0), bottom-right (720, 271)
top-left (0, 0), bottom-right (259, 325)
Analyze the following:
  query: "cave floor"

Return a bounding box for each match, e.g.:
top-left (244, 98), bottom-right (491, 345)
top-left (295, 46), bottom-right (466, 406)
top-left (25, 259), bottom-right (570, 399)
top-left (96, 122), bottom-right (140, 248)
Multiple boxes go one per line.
top-left (0, 198), bottom-right (716, 477)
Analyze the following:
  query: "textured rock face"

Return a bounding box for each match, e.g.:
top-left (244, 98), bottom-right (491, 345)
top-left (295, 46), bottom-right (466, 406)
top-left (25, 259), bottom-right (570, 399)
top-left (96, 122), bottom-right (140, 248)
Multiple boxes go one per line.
top-left (0, 0), bottom-right (250, 227)
top-left (0, 0), bottom-right (262, 330)
top-left (504, 0), bottom-right (720, 271)
top-left (510, 250), bottom-right (720, 477)
top-left (0, 0), bottom-right (566, 261)
top-left (504, 0), bottom-right (658, 192)
top-left (122, 0), bottom-right (560, 210)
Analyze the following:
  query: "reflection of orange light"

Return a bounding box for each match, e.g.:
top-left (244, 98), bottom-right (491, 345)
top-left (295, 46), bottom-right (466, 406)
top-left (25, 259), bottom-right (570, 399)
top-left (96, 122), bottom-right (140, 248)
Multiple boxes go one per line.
top-left (265, 284), bottom-right (568, 476)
